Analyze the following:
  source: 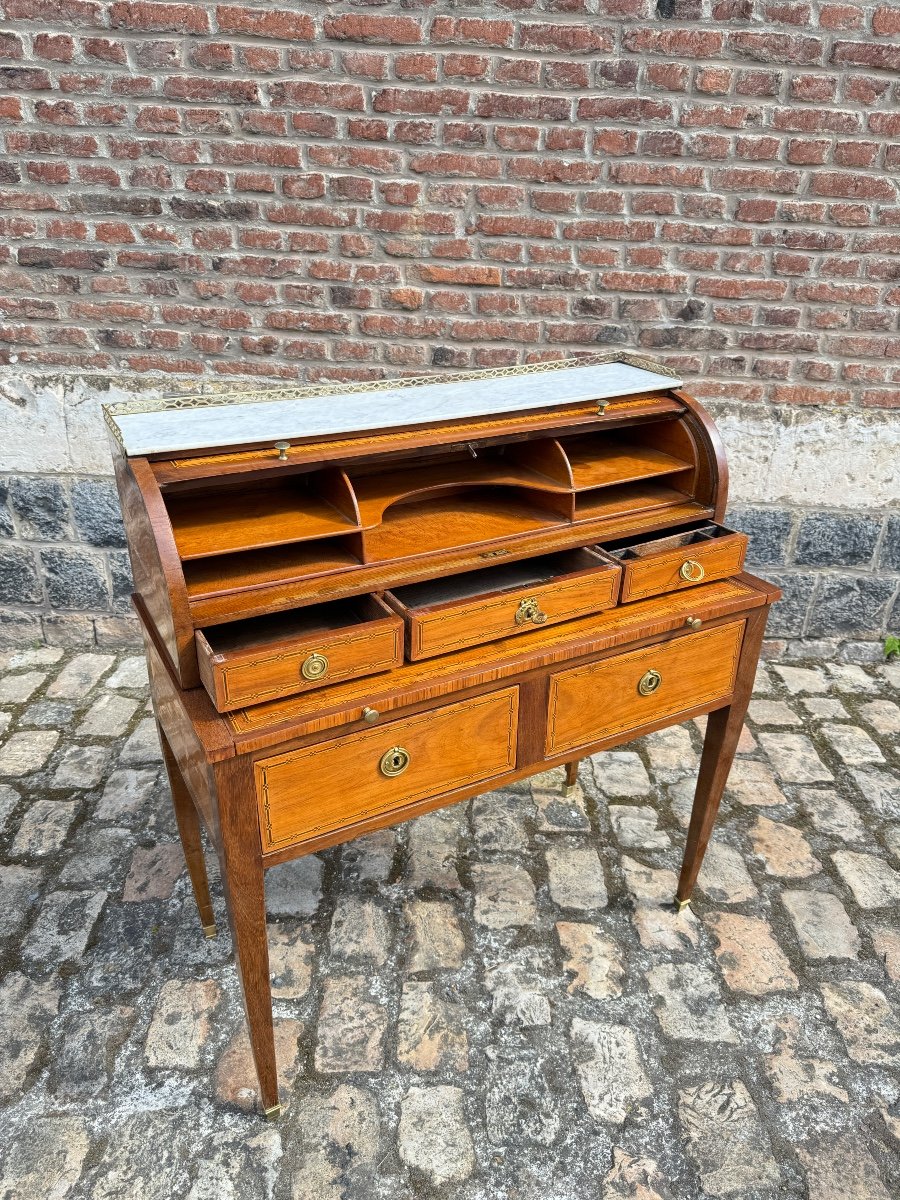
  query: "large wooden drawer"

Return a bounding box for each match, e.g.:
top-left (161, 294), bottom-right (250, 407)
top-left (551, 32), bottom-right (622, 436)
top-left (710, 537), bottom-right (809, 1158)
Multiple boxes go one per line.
top-left (384, 547), bottom-right (620, 661)
top-left (603, 523), bottom-right (747, 603)
top-left (255, 686), bottom-right (519, 851)
top-left (196, 595), bottom-right (403, 712)
top-left (546, 620), bottom-right (744, 757)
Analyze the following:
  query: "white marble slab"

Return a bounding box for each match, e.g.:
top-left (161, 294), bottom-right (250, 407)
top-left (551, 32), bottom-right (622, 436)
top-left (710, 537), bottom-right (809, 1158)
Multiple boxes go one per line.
top-left (109, 361), bottom-right (681, 457)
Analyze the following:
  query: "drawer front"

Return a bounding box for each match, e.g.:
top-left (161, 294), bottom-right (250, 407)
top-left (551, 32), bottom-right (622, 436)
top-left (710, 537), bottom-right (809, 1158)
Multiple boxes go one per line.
top-left (256, 687), bottom-right (519, 851)
top-left (620, 526), bottom-right (747, 602)
top-left (546, 621), bottom-right (744, 757)
top-left (396, 553), bottom-right (620, 661)
top-left (197, 598), bottom-right (404, 712)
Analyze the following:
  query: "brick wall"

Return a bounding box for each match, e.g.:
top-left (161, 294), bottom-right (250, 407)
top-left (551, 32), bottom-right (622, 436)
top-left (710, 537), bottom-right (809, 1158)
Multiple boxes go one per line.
top-left (0, 1), bottom-right (898, 650)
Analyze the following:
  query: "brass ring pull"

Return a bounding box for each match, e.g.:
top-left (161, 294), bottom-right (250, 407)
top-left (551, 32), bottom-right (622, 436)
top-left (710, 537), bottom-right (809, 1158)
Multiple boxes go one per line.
top-left (300, 651), bottom-right (328, 682)
top-left (638, 669), bottom-right (662, 697)
top-left (679, 558), bottom-right (706, 583)
top-left (515, 597), bottom-right (548, 626)
top-left (379, 746), bottom-right (410, 777)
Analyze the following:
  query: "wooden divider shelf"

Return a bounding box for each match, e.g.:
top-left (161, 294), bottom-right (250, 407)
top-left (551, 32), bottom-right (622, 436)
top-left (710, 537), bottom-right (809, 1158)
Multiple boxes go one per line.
top-left (106, 354), bottom-right (779, 1117)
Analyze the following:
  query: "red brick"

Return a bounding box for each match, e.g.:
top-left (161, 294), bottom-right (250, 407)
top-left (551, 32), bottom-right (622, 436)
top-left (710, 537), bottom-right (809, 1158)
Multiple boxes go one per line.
top-left (0, 67), bottom-right (52, 89)
top-left (189, 42), bottom-right (233, 69)
top-left (873, 5), bottom-right (900, 33)
top-left (0, 33), bottom-right (23, 58)
top-left (494, 58), bottom-right (540, 85)
top-left (110, 2), bottom-right (209, 33)
top-left (216, 5), bottom-right (314, 40)
top-left (624, 28), bottom-right (723, 56)
top-left (430, 17), bottom-right (514, 48)
top-left (270, 80), bottom-right (364, 111)
top-left (418, 264), bottom-right (501, 286)
top-left (728, 31), bottom-right (823, 64)
top-left (519, 21), bottom-right (613, 53)
top-left (4, 0), bottom-right (102, 23)
top-left (394, 52), bottom-right (438, 82)
top-left (820, 3), bottom-right (865, 27)
top-left (790, 74), bottom-right (837, 101)
top-left (831, 39), bottom-right (900, 69)
top-left (164, 76), bottom-right (258, 103)
top-left (373, 87), bottom-right (469, 116)
top-left (34, 33), bottom-right (74, 61)
top-left (409, 152), bottom-right (501, 179)
top-left (324, 14), bottom-right (423, 44)
top-left (442, 53), bottom-right (489, 80)
top-left (811, 171), bottom-right (896, 200)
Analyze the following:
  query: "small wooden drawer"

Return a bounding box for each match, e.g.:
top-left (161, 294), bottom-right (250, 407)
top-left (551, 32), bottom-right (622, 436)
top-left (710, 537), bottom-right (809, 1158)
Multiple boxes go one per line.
top-left (384, 547), bottom-right (620, 661)
top-left (255, 686), bottom-right (519, 851)
top-left (603, 523), bottom-right (747, 603)
top-left (546, 620), bottom-right (744, 757)
top-left (196, 595), bottom-right (403, 712)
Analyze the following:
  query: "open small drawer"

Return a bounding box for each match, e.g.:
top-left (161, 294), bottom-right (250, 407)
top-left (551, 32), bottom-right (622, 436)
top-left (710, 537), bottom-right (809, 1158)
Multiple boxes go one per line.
top-left (601, 522), bottom-right (747, 603)
top-left (384, 547), bottom-right (620, 661)
top-left (196, 595), bottom-right (403, 712)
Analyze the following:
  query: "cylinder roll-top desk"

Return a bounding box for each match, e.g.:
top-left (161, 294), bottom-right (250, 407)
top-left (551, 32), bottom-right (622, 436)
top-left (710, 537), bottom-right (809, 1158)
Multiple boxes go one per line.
top-left (105, 353), bottom-right (779, 1117)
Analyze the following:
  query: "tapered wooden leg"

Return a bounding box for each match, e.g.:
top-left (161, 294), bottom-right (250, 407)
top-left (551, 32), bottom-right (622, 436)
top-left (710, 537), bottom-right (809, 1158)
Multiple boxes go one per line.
top-left (565, 759), bottom-right (581, 791)
top-left (214, 756), bottom-right (280, 1118)
top-left (159, 725), bottom-right (216, 938)
top-left (676, 607), bottom-right (770, 909)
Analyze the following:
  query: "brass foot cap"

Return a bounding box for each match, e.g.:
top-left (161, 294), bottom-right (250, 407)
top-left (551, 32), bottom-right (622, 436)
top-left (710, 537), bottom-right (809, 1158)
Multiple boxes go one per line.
top-left (674, 896), bottom-right (692, 913)
top-left (264, 1103), bottom-right (282, 1121)
top-left (202, 923), bottom-right (218, 940)
top-left (565, 784), bottom-right (578, 797)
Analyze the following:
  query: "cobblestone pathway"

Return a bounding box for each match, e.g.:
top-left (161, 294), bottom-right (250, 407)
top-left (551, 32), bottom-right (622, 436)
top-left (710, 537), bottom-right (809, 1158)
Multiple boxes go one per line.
top-left (0, 645), bottom-right (899, 1199)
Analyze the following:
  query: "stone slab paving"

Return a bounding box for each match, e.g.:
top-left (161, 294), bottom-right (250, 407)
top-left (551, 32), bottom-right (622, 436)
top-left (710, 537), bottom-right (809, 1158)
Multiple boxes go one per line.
top-left (0, 644), bottom-right (899, 1199)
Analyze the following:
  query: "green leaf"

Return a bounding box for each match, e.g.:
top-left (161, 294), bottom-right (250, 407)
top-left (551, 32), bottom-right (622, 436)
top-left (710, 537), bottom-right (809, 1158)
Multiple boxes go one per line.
top-left (885, 635), bottom-right (900, 660)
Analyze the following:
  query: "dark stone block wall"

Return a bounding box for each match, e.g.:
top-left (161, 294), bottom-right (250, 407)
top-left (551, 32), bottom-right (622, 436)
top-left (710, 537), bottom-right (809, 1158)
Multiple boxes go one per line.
top-left (0, 473), bottom-right (896, 652)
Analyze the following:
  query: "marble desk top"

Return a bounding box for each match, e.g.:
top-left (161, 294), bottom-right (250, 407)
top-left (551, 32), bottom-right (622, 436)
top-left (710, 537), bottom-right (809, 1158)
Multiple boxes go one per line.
top-left (107, 358), bottom-right (682, 458)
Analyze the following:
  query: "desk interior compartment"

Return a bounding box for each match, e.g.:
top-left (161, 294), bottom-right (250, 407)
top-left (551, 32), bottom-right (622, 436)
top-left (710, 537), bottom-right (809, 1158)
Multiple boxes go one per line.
top-left (196, 594), bottom-right (403, 712)
top-left (601, 522), bottom-right (747, 602)
top-left (384, 546), bottom-right (621, 661)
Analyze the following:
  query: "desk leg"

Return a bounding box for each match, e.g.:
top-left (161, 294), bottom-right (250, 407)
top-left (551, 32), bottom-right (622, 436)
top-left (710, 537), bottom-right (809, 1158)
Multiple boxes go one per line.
top-left (675, 607), bottom-right (769, 910)
top-left (159, 725), bottom-right (216, 938)
top-left (214, 757), bottom-right (280, 1119)
top-left (564, 759), bottom-right (581, 791)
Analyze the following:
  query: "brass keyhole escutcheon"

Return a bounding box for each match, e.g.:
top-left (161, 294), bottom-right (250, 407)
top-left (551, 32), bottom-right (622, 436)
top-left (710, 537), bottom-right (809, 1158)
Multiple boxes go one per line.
top-left (515, 597), bottom-right (548, 626)
top-left (638, 669), bottom-right (662, 697)
top-left (679, 558), bottom-right (706, 582)
top-left (379, 746), bottom-right (410, 777)
top-left (300, 651), bottom-right (328, 682)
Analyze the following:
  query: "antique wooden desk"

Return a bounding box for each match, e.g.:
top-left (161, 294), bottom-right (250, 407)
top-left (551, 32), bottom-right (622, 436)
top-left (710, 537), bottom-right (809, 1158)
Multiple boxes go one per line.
top-left (106, 353), bottom-right (779, 1117)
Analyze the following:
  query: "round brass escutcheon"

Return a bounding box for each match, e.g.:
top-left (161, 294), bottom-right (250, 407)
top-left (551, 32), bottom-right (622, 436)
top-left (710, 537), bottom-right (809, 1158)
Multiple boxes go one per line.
top-left (638, 668), bottom-right (662, 697)
top-left (300, 651), bottom-right (328, 682)
top-left (379, 746), bottom-right (410, 777)
top-left (679, 558), bottom-right (706, 583)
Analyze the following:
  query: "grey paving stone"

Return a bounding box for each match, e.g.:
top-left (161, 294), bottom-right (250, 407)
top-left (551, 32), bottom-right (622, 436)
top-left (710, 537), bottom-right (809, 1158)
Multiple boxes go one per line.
top-left (800, 696), bottom-right (850, 721)
top-left (820, 723), bottom-right (885, 766)
top-left (0, 864), bottom-right (41, 938)
top-left (0, 730), bottom-right (58, 775)
top-left (748, 698), bottom-right (802, 726)
top-left (266, 855), bottom-right (323, 918)
top-left (757, 730), bottom-right (833, 783)
top-left (397, 980), bottom-right (468, 1072)
top-left (749, 815), bottom-right (820, 877)
top-left (532, 779), bottom-right (591, 832)
top-left (849, 767), bottom-right (900, 819)
top-left (268, 925), bottom-right (314, 1000)
top-left (406, 809), bottom-right (462, 890)
top-left (0, 1115), bottom-right (89, 1200)
top-left (860, 698), bottom-right (900, 735)
top-left (831, 850), bottom-right (900, 909)
top-left (19, 699), bottom-right (74, 729)
top-left (315, 976), bottom-right (387, 1073)
top-left (799, 787), bottom-right (867, 842)
top-left (642, 725), bottom-right (698, 776)
top-left (0, 972), bottom-right (62, 1102)
top-left (782, 890), bottom-right (861, 959)
top-left (472, 862), bottom-right (537, 929)
top-left (118, 717), bottom-right (162, 765)
top-left (22, 888), bottom-right (107, 965)
top-left (340, 828), bottom-right (396, 883)
top-left (697, 840), bottom-right (758, 903)
top-left (328, 897), bottom-right (390, 964)
top-left (724, 757), bottom-right (787, 807)
top-left (591, 749), bottom-right (652, 797)
top-left (646, 963), bottom-right (737, 1043)
top-left (95, 768), bottom-right (158, 821)
top-left (0, 670), bottom-right (45, 703)
top-left (404, 899), bottom-right (465, 972)
top-left (45, 652), bottom-right (114, 699)
top-left (472, 790), bottom-right (529, 851)
top-left (11, 798), bottom-right (78, 856)
top-left (52, 744), bottom-right (111, 788)
top-left (49, 1006), bottom-right (135, 1102)
top-left (545, 844), bottom-right (608, 910)
top-left (601, 1149), bottom-right (672, 1200)
top-left (773, 664), bottom-right (829, 693)
top-left (820, 980), bottom-right (900, 1066)
top-left (556, 921), bottom-right (624, 999)
top-left (678, 1079), bottom-right (780, 1196)
top-left (78, 692), bottom-right (139, 737)
top-left (570, 1018), bottom-right (652, 1125)
top-left (398, 1085), bottom-right (475, 1186)
top-left (797, 1133), bottom-right (892, 1200)
top-left (144, 978), bottom-right (221, 1069)
top-left (608, 804), bottom-right (671, 849)
top-left (104, 655), bottom-right (149, 690)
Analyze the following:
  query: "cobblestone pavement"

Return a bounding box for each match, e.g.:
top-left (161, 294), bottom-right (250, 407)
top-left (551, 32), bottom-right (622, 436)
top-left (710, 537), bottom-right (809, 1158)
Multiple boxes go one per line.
top-left (1, 645), bottom-right (900, 1199)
